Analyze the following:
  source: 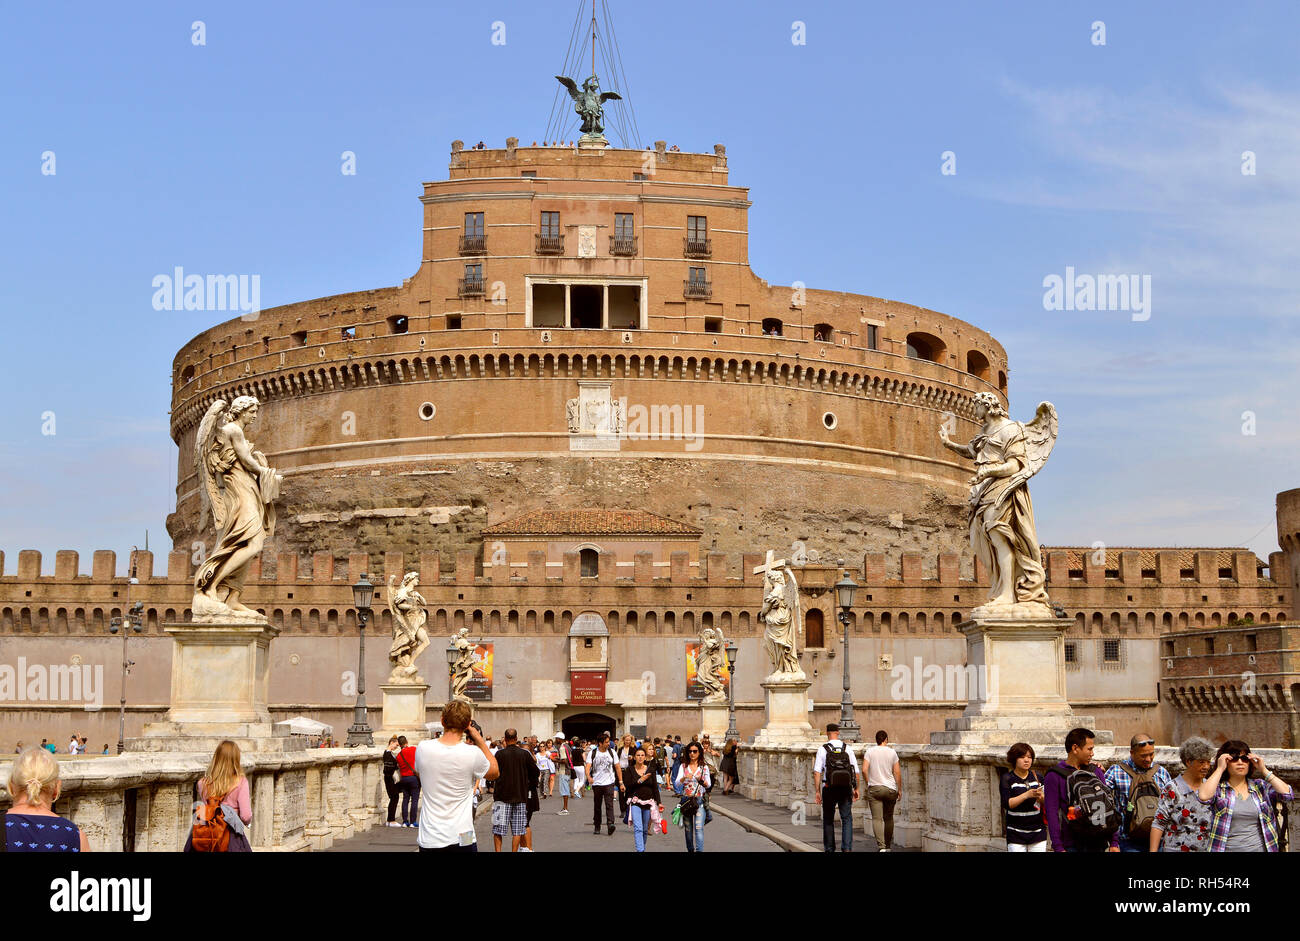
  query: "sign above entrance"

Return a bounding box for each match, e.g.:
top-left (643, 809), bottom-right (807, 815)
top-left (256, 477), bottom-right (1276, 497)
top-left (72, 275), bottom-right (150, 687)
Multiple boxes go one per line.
top-left (570, 670), bottom-right (606, 705)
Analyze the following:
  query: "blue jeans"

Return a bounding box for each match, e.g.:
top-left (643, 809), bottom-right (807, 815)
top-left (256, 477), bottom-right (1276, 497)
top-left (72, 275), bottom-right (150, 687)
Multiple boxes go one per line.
top-left (630, 804), bottom-right (651, 852)
top-left (822, 787), bottom-right (853, 852)
top-left (400, 778), bottom-right (420, 825)
top-left (683, 809), bottom-right (704, 852)
top-left (1117, 834), bottom-right (1144, 853)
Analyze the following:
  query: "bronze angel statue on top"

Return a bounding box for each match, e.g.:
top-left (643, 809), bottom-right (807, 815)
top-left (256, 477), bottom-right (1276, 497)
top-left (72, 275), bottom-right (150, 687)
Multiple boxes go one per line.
top-left (555, 74), bottom-right (621, 140)
top-left (192, 396), bottom-right (283, 622)
top-left (939, 392), bottom-right (1058, 617)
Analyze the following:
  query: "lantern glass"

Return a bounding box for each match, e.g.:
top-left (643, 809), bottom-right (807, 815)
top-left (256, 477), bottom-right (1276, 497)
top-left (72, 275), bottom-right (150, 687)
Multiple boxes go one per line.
top-left (834, 572), bottom-right (857, 611)
top-left (352, 573), bottom-right (374, 611)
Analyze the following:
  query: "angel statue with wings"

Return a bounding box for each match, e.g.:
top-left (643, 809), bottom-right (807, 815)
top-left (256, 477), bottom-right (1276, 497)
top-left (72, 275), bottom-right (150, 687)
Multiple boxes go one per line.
top-left (940, 391), bottom-right (1058, 617)
top-left (387, 572), bottom-right (430, 683)
top-left (696, 627), bottom-right (727, 704)
top-left (192, 396), bottom-right (283, 622)
top-left (759, 564), bottom-right (805, 679)
top-left (449, 628), bottom-right (475, 703)
top-left (555, 74), bottom-right (622, 140)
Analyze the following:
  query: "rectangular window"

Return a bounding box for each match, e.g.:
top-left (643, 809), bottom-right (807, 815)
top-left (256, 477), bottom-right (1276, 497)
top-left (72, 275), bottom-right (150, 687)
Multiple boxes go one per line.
top-left (632, 171), bottom-right (647, 181)
top-left (687, 216), bottom-right (708, 241)
top-left (1162, 640), bottom-right (1174, 658)
top-left (688, 266), bottom-right (707, 284)
top-left (1205, 637), bottom-right (1215, 655)
top-left (1103, 639), bottom-right (1121, 662)
top-left (866, 324), bottom-right (878, 350)
top-left (615, 213), bottom-right (634, 240)
top-left (521, 170), bottom-right (537, 178)
top-left (540, 211), bottom-right (561, 237)
top-left (464, 212), bottom-right (484, 237)
top-left (445, 315), bottom-right (461, 329)
top-left (704, 317), bottom-right (722, 333)
top-left (1245, 633), bottom-right (1257, 652)
top-left (1064, 642), bottom-right (1077, 663)
top-left (464, 263), bottom-right (482, 281)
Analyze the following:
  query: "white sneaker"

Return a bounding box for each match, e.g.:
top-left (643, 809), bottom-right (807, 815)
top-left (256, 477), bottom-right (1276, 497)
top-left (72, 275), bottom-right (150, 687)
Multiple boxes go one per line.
top-left (558, 809), bottom-right (569, 815)
top-left (387, 822), bottom-right (401, 828)
top-left (519, 847), bottom-right (534, 852)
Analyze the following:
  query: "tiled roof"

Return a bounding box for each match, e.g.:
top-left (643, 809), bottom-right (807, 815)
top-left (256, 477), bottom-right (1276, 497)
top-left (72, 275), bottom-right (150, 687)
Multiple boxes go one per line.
top-left (483, 509), bottom-right (703, 537)
top-left (1041, 547), bottom-right (1263, 571)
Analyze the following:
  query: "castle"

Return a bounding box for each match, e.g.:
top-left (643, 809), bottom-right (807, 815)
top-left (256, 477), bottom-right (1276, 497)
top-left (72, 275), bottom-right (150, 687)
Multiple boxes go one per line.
top-left (2, 138), bottom-right (1296, 748)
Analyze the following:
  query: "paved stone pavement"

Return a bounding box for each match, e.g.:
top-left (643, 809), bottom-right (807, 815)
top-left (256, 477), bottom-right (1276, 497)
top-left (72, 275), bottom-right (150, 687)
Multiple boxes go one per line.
top-left (709, 792), bottom-right (916, 853)
top-left (328, 791), bottom-right (782, 853)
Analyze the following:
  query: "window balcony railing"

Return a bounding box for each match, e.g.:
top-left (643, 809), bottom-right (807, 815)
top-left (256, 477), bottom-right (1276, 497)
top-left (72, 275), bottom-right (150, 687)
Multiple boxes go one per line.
top-left (683, 279), bottom-right (712, 299)
top-left (535, 233), bottom-right (565, 255)
top-left (459, 234), bottom-right (487, 255)
top-left (457, 277), bottom-right (486, 297)
top-left (609, 236), bottom-right (637, 257)
top-left (684, 237), bottom-right (712, 258)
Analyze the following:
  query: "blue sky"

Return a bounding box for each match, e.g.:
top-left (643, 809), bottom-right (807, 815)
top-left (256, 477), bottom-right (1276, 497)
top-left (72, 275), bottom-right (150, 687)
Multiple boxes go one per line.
top-left (1, 1), bottom-right (1297, 571)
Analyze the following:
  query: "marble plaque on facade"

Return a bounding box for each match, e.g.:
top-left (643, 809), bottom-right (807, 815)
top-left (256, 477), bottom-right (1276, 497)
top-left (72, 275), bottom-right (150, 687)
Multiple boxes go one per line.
top-left (578, 225), bottom-right (597, 258)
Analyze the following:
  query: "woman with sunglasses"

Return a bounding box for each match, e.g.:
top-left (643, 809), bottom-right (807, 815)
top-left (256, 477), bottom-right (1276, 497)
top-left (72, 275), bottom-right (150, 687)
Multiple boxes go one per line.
top-left (674, 741), bottom-right (711, 852)
top-left (1197, 739), bottom-right (1293, 852)
top-left (1150, 737), bottom-right (1215, 852)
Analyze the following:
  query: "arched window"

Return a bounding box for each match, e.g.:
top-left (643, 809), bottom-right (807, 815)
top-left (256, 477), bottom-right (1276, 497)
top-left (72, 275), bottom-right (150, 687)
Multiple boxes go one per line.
top-left (805, 609), bottom-right (824, 648)
top-left (905, 332), bottom-right (946, 363)
top-left (761, 318), bottom-right (783, 337)
top-left (813, 323), bottom-right (833, 342)
top-left (966, 350), bottom-right (990, 379)
top-left (997, 370), bottom-right (1007, 393)
top-left (579, 548), bottom-right (599, 578)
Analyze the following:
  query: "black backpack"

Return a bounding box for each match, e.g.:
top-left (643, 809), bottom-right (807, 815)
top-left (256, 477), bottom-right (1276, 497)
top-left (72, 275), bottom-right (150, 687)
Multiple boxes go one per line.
top-left (822, 741), bottom-right (856, 789)
top-left (1049, 764), bottom-right (1120, 840)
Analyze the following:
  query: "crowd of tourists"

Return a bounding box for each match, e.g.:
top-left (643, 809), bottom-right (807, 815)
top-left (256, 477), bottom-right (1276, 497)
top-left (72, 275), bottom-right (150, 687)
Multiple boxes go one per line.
top-left (3, 710), bottom-right (1293, 854)
top-left (998, 727), bottom-right (1293, 853)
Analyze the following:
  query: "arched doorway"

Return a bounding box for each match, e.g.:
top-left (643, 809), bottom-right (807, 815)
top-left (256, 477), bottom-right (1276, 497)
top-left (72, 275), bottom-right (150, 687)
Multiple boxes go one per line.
top-left (562, 712), bottom-right (617, 743)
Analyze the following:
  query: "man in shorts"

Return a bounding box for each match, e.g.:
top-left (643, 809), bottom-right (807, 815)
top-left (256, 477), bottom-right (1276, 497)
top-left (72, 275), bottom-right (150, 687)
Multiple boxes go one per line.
top-left (491, 728), bottom-right (537, 852)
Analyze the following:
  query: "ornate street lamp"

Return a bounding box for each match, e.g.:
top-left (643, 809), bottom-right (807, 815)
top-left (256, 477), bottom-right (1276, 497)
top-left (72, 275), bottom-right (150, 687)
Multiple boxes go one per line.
top-left (345, 573), bottom-right (375, 746)
top-left (724, 638), bottom-right (739, 741)
top-left (108, 591), bottom-right (144, 755)
top-left (445, 642), bottom-right (458, 703)
top-left (834, 570), bottom-right (860, 742)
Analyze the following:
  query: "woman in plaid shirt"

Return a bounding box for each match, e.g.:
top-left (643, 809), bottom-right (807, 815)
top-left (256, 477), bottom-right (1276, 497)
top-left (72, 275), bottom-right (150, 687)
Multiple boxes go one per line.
top-left (1197, 740), bottom-right (1293, 852)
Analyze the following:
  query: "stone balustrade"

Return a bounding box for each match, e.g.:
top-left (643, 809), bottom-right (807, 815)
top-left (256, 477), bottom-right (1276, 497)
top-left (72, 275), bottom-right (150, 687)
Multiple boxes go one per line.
top-left (0, 748), bottom-right (384, 852)
top-left (738, 742), bottom-right (1300, 851)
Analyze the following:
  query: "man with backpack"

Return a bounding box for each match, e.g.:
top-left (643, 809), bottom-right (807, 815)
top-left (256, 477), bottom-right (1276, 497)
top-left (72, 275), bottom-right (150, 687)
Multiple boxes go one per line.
top-left (1103, 733), bottom-right (1173, 852)
top-left (812, 723), bottom-right (860, 852)
top-left (1044, 727), bottom-right (1121, 852)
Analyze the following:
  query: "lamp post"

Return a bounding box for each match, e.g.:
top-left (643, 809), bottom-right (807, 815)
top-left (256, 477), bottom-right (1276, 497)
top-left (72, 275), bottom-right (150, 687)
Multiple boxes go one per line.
top-left (345, 573), bottom-right (375, 746)
top-left (445, 642), bottom-right (458, 703)
top-left (108, 572), bottom-right (144, 756)
top-left (834, 570), bottom-right (860, 742)
top-left (724, 638), bottom-right (739, 741)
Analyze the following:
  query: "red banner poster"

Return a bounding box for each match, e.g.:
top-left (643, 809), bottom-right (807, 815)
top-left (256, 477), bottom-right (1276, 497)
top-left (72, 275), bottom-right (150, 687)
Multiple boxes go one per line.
top-left (570, 670), bottom-right (606, 705)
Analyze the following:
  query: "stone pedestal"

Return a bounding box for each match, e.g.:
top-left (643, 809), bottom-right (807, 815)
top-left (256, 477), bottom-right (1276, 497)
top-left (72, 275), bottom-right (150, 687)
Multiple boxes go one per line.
top-left (379, 683), bottom-right (429, 738)
top-left (699, 701), bottom-right (729, 742)
top-left (921, 612), bottom-right (1113, 851)
top-left (129, 620), bottom-right (303, 753)
top-left (753, 677), bottom-right (814, 745)
top-left (927, 615), bottom-right (1112, 747)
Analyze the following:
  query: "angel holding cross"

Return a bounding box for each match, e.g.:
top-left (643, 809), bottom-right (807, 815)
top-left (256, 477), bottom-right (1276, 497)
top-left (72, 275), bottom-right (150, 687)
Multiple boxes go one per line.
top-left (939, 391), bottom-right (1058, 616)
top-left (755, 551), bottom-right (804, 679)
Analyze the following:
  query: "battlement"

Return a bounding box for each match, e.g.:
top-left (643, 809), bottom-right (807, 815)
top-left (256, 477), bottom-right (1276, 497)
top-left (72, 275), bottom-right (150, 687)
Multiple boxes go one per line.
top-left (442, 139), bottom-right (728, 185)
top-left (0, 545), bottom-right (1286, 590)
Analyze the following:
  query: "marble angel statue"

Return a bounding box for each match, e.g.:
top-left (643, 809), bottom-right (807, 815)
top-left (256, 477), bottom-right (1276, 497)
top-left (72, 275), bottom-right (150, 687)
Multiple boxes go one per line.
top-left (449, 628), bottom-right (475, 703)
top-left (387, 572), bottom-right (430, 683)
top-left (696, 627), bottom-right (727, 704)
top-left (759, 564), bottom-right (804, 679)
top-left (939, 391), bottom-right (1058, 617)
top-left (192, 396), bottom-right (282, 622)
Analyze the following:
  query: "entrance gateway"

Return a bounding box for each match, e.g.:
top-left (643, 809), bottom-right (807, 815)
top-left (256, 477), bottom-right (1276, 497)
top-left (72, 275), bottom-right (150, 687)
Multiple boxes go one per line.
top-left (561, 712), bottom-right (617, 742)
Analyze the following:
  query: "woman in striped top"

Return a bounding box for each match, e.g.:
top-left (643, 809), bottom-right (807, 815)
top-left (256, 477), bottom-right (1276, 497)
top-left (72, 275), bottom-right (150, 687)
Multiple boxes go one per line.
top-left (1000, 742), bottom-right (1047, 851)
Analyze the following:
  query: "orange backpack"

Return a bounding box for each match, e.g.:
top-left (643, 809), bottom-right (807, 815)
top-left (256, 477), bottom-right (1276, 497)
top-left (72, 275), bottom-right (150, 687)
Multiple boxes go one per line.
top-left (190, 792), bottom-right (231, 852)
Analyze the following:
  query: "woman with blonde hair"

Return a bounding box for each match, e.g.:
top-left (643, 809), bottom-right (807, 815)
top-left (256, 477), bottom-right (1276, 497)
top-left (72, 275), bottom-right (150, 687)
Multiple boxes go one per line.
top-left (184, 739), bottom-right (253, 852)
top-left (3, 746), bottom-right (90, 852)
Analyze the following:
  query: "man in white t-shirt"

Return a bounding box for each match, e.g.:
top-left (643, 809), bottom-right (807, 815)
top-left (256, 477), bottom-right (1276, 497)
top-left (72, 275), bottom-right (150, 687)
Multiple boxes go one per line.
top-left (862, 729), bottom-right (902, 852)
top-left (414, 701), bottom-right (499, 852)
top-left (585, 733), bottom-right (624, 836)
